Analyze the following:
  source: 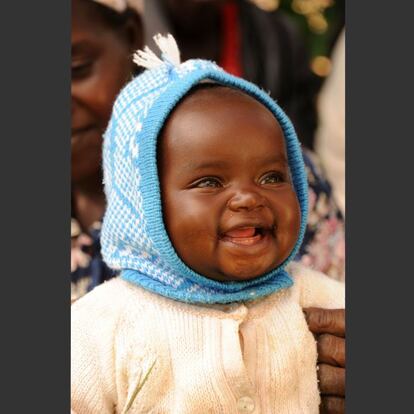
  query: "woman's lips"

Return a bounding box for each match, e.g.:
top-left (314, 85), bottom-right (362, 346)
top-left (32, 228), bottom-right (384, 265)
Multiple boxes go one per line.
top-left (71, 125), bottom-right (98, 140)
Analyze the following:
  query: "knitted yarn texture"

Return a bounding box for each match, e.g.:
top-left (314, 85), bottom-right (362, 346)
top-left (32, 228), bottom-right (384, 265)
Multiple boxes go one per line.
top-left (101, 35), bottom-right (309, 304)
top-left (71, 263), bottom-right (345, 413)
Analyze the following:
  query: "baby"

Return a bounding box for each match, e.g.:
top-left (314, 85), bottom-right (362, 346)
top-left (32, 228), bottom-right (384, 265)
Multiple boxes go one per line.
top-left (71, 34), bottom-right (344, 413)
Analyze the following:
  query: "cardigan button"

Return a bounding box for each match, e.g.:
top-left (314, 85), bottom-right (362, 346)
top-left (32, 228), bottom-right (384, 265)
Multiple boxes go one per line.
top-left (227, 304), bottom-right (248, 321)
top-left (237, 396), bottom-right (255, 413)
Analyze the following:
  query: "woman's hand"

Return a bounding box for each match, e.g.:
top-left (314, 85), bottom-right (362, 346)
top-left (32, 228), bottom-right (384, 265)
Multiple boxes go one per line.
top-left (304, 308), bottom-right (345, 414)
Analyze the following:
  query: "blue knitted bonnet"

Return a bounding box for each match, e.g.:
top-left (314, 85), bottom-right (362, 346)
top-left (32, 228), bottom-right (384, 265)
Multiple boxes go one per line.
top-left (101, 34), bottom-right (308, 304)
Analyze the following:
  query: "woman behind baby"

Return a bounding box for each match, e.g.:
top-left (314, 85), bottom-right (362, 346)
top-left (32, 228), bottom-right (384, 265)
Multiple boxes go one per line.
top-left (71, 0), bottom-right (143, 300)
top-left (71, 35), bottom-right (344, 413)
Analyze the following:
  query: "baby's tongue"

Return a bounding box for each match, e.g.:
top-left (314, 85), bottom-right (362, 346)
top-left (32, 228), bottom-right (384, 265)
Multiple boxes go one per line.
top-left (225, 227), bottom-right (256, 238)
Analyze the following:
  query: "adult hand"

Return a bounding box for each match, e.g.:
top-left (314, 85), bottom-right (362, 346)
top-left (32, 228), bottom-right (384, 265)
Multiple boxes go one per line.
top-left (303, 308), bottom-right (345, 414)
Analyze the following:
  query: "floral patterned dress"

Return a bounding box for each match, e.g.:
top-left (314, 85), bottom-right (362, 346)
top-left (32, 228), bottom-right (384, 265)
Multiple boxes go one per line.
top-left (296, 149), bottom-right (345, 282)
top-left (71, 220), bottom-right (115, 302)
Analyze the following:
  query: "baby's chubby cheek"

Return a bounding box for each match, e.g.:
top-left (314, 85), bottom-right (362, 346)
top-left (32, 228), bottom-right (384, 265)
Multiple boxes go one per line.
top-left (270, 190), bottom-right (300, 242)
top-left (168, 217), bottom-right (216, 258)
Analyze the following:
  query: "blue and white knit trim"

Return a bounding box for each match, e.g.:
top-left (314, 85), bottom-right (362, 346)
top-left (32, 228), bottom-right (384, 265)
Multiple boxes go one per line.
top-left (101, 38), bottom-right (308, 304)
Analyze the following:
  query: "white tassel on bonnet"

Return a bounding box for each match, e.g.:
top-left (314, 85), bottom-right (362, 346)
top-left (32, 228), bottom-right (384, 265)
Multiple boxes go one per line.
top-left (133, 33), bottom-right (181, 70)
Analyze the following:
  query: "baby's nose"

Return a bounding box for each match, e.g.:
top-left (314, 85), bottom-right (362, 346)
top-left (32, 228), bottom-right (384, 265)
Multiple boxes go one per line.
top-left (227, 189), bottom-right (265, 212)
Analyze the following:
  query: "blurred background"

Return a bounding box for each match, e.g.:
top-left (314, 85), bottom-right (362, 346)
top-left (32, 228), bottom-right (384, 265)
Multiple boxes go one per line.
top-left (277, 0), bottom-right (344, 77)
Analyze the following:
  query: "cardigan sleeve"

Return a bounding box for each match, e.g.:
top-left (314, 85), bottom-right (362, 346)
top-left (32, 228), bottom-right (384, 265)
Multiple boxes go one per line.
top-left (288, 262), bottom-right (345, 309)
top-left (71, 288), bottom-right (120, 414)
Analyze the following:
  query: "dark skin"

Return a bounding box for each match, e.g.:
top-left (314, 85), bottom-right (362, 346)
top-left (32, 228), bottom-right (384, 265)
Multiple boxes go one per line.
top-left (304, 308), bottom-right (345, 413)
top-left (159, 86), bottom-right (345, 411)
top-left (159, 87), bottom-right (301, 281)
top-left (71, 0), bottom-right (142, 230)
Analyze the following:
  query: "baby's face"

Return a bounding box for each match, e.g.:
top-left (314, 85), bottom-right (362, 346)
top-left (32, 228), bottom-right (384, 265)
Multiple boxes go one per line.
top-left (158, 87), bottom-right (301, 282)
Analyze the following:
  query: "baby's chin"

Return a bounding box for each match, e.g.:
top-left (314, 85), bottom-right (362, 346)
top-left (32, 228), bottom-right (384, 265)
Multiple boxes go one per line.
top-left (208, 260), bottom-right (280, 283)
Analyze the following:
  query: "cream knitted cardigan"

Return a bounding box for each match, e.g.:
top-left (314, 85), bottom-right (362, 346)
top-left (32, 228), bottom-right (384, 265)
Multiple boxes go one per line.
top-left (71, 263), bottom-right (345, 414)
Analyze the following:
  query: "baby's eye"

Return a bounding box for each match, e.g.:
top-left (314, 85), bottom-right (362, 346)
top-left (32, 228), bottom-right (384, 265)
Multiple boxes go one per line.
top-left (193, 177), bottom-right (223, 188)
top-left (259, 172), bottom-right (286, 185)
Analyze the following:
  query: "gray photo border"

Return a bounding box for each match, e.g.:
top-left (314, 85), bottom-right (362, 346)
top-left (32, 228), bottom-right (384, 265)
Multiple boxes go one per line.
top-left (346, 1), bottom-right (414, 412)
top-left (1, 0), bottom-right (412, 412)
top-left (0, 0), bottom-right (71, 411)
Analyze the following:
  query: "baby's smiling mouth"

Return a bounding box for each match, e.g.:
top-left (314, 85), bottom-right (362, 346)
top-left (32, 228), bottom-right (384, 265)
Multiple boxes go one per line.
top-left (220, 226), bottom-right (273, 246)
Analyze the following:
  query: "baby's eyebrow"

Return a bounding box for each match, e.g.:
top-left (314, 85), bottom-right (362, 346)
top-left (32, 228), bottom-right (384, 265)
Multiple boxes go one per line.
top-left (183, 160), bottom-right (229, 171)
top-left (183, 156), bottom-right (288, 172)
top-left (250, 154), bottom-right (289, 167)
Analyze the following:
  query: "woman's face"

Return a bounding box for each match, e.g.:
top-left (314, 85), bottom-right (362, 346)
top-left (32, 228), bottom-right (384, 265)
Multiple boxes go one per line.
top-left (71, 0), bottom-right (141, 183)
